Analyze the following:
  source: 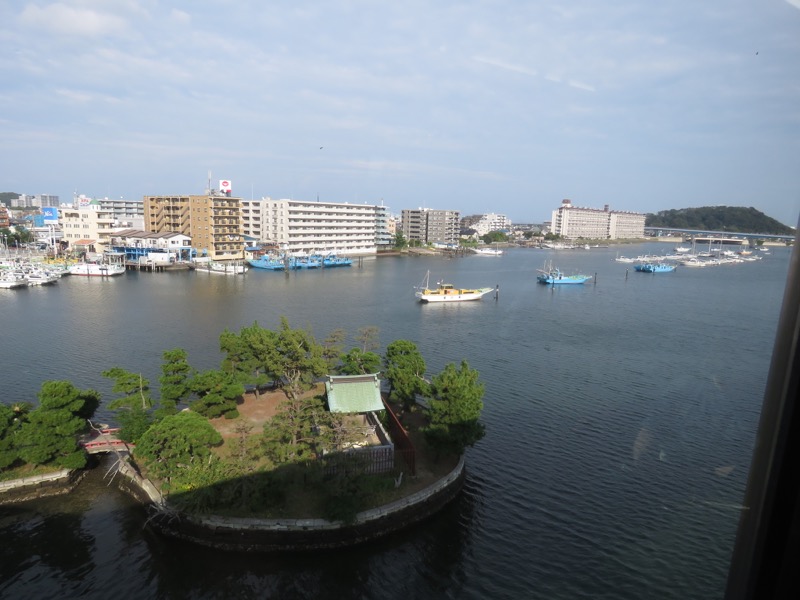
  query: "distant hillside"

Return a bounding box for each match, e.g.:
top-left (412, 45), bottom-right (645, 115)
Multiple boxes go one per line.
top-left (0, 192), bottom-right (20, 205)
top-left (646, 206), bottom-right (794, 235)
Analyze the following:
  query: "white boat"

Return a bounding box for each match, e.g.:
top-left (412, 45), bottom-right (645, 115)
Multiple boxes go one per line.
top-left (0, 271), bottom-right (28, 289)
top-left (472, 247), bottom-right (503, 256)
top-left (679, 257), bottom-right (708, 268)
top-left (69, 252), bottom-right (126, 277)
top-left (196, 260), bottom-right (248, 275)
top-left (24, 268), bottom-right (59, 285)
top-left (675, 246), bottom-right (692, 254)
top-left (415, 271), bottom-right (494, 303)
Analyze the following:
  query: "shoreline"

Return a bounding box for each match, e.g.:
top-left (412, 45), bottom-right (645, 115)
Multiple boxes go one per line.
top-left (1, 453), bottom-right (466, 552)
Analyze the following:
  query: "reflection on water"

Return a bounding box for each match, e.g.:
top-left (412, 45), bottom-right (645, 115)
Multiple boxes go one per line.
top-left (0, 245), bottom-right (792, 599)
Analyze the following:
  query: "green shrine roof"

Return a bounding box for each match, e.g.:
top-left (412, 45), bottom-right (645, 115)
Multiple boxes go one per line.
top-left (325, 373), bottom-right (384, 413)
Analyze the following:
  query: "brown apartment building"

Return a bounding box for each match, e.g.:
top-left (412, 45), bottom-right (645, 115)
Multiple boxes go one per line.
top-left (143, 194), bottom-right (245, 260)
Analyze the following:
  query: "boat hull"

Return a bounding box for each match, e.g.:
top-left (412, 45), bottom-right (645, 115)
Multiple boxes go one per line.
top-left (416, 288), bottom-right (493, 302)
top-left (68, 264), bottom-right (126, 277)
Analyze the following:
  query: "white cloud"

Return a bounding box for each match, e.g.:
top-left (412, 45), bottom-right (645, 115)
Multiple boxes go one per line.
top-left (472, 56), bottom-right (537, 77)
top-left (786, 0), bottom-right (800, 11)
top-left (18, 3), bottom-right (128, 37)
top-left (568, 80), bottom-right (596, 92)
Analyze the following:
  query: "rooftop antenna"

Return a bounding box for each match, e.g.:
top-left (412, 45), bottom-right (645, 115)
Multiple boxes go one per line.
top-left (207, 170), bottom-right (211, 194)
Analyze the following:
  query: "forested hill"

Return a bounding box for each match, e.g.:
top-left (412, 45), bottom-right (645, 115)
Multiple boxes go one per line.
top-left (0, 192), bottom-right (20, 204)
top-left (646, 206), bottom-right (794, 235)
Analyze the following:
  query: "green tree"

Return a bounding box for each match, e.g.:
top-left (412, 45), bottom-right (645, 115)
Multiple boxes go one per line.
top-left (384, 340), bottom-right (427, 410)
top-left (0, 404), bottom-right (21, 470)
top-left (134, 411), bottom-right (223, 488)
top-left (159, 348), bottom-right (193, 415)
top-left (220, 323), bottom-right (278, 398)
top-left (267, 317), bottom-right (328, 401)
top-left (423, 360), bottom-right (485, 456)
top-left (262, 394), bottom-right (334, 465)
top-left (322, 328), bottom-right (347, 371)
top-left (102, 367), bottom-right (152, 410)
top-left (115, 406), bottom-right (153, 445)
top-left (481, 230), bottom-right (508, 244)
top-left (355, 325), bottom-right (379, 352)
top-left (393, 232), bottom-right (408, 249)
top-left (189, 369), bottom-right (243, 419)
top-left (339, 348), bottom-right (382, 375)
top-left (102, 368), bottom-right (154, 444)
top-left (16, 381), bottom-right (100, 469)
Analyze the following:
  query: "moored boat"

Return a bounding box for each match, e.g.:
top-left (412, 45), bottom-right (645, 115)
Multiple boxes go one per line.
top-left (472, 247), bottom-right (503, 256)
top-left (415, 271), bottom-right (493, 302)
top-left (196, 260), bottom-right (248, 275)
top-left (68, 263), bottom-right (126, 277)
top-left (0, 271), bottom-right (28, 289)
top-left (536, 263), bottom-right (592, 285)
top-left (634, 262), bottom-right (676, 274)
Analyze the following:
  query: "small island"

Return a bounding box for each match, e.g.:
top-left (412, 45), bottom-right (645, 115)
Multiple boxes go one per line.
top-left (1, 318), bottom-right (486, 551)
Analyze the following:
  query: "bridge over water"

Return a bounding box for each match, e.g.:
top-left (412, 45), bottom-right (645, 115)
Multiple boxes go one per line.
top-left (79, 428), bottom-right (135, 455)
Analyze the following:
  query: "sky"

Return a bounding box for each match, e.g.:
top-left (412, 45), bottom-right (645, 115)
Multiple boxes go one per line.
top-left (1, 1), bottom-right (799, 227)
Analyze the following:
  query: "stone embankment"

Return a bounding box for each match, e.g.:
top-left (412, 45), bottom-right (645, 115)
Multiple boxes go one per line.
top-left (143, 456), bottom-right (466, 552)
top-left (2, 454), bottom-right (466, 552)
top-left (0, 468), bottom-right (86, 505)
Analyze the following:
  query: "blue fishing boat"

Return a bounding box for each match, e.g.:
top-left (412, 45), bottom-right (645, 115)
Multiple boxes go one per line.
top-left (634, 262), bottom-right (676, 274)
top-left (536, 263), bottom-right (592, 285)
top-left (248, 254), bottom-right (297, 270)
top-left (322, 254), bottom-right (352, 267)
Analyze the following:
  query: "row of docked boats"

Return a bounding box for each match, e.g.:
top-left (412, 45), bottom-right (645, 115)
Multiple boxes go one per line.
top-left (0, 261), bottom-right (66, 288)
top-left (248, 253), bottom-right (353, 271)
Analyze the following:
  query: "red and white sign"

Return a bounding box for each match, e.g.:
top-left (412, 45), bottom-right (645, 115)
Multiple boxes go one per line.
top-left (219, 180), bottom-right (232, 193)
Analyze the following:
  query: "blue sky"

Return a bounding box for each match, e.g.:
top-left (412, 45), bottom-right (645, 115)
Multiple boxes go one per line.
top-left (1, 1), bottom-right (799, 226)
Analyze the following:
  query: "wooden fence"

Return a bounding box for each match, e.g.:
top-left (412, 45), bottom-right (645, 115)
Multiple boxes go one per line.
top-left (382, 397), bottom-right (416, 476)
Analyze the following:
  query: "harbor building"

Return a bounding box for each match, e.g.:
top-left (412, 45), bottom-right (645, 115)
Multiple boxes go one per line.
top-left (550, 199), bottom-right (645, 240)
top-left (401, 208), bottom-right (460, 246)
top-left (256, 198), bottom-right (391, 256)
top-left (110, 229), bottom-right (193, 262)
top-left (60, 203), bottom-right (120, 253)
top-left (143, 193), bottom-right (245, 260)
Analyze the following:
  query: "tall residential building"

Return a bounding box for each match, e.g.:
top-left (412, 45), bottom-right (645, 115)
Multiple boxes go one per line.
top-left (10, 194), bottom-right (59, 207)
top-left (255, 198), bottom-right (391, 255)
top-left (240, 198), bottom-right (269, 243)
top-left (97, 198), bottom-right (145, 229)
top-left (143, 193), bottom-right (245, 260)
top-left (401, 208), bottom-right (460, 246)
top-left (550, 199), bottom-right (645, 240)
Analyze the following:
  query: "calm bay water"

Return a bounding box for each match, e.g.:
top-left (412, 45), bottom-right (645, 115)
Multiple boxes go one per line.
top-left (0, 244), bottom-right (792, 599)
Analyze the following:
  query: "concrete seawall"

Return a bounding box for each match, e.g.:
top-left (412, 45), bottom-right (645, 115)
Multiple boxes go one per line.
top-left (0, 468), bottom-right (86, 505)
top-left (145, 456), bottom-right (466, 552)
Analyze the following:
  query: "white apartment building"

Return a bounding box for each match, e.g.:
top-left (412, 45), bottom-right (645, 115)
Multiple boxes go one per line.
top-left (551, 199), bottom-right (645, 240)
top-left (473, 213), bottom-right (511, 236)
top-left (240, 199), bottom-right (268, 243)
top-left (60, 203), bottom-right (119, 252)
top-left (96, 198), bottom-right (145, 230)
top-left (256, 198), bottom-right (391, 255)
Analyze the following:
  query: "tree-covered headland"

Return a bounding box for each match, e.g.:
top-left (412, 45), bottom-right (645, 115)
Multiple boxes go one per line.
top-left (1, 319), bottom-right (485, 523)
top-left (646, 206), bottom-right (794, 234)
